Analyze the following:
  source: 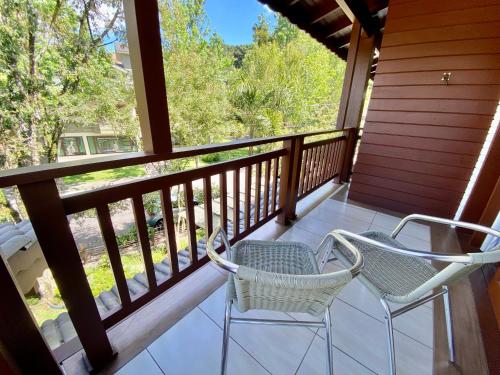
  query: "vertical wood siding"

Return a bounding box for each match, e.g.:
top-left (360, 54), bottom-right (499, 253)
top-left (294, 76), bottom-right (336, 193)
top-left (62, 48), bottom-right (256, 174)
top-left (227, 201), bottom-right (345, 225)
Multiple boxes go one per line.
top-left (349, 0), bottom-right (500, 217)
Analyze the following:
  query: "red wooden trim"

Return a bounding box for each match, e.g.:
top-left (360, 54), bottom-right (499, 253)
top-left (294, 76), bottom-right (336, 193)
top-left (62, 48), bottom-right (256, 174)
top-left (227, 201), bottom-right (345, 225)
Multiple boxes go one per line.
top-left (184, 183), bottom-right (198, 265)
top-left (124, 0), bottom-right (172, 154)
top-left (97, 204), bottom-right (132, 306)
top-left (132, 196), bottom-right (157, 289)
top-left (233, 168), bottom-right (240, 237)
top-left (18, 181), bottom-right (114, 370)
top-left (271, 158), bottom-right (279, 213)
top-left (263, 159), bottom-right (271, 218)
top-left (244, 166), bottom-right (252, 230)
top-left (220, 172), bottom-right (228, 233)
top-left (203, 177), bottom-right (213, 239)
top-left (254, 162), bottom-right (262, 224)
top-left (0, 257), bottom-right (63, 374)
top-left (0, 130), bottom-right (338, 188)
top-left (62, 149), bottom-right (286, 214)
top-left (160, 188), bottom-right (179, 276)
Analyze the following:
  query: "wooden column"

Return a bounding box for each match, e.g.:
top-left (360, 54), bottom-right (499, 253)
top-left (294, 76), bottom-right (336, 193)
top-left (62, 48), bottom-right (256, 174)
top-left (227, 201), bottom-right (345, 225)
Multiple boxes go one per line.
top-left (336, 20), bottom-right (376, 130)
top-left (277, 137), bottom-right (303, 224)
top-left (0, 257), bottom-right (62, 375)
top-left (18, 180), bottom-right (114, 371)
top-left (124, 0), bottom-right (172, 154)
top-left (339, 128), bottom-right (357, 182)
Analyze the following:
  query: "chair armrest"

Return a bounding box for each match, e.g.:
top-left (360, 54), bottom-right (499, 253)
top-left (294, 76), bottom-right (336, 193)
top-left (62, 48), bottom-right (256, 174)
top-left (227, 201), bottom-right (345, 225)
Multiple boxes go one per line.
top-left (334, 229), bottom-right (474, 264)
top-left (318, 230), bottom-right (365, 276)
top-left (391, 214), bottom-right (500, 241)
top-left (207, 227), bottom-right (239, 274)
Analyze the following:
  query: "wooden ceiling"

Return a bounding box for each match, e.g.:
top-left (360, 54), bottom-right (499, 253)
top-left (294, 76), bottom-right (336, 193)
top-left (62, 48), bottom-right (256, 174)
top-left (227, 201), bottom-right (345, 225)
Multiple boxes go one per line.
top-left (259, 0), bottom-right (387, 71)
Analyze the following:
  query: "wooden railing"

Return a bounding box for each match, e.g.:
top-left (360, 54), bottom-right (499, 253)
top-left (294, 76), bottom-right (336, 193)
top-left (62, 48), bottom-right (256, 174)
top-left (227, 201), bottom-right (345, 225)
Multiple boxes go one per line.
top-left (0, 128), bottom-right (355, 372)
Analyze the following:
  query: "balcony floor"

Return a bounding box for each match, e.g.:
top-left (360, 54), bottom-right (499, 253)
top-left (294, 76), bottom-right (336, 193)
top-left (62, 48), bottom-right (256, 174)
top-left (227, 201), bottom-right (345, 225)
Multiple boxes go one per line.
top-left (114, 187), bottom-right (434, 375)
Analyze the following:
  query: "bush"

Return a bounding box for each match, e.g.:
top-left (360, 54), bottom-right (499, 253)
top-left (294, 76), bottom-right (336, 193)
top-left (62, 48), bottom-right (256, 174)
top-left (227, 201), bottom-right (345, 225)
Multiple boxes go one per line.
top-left (201, 153), bottom-right (221, 163)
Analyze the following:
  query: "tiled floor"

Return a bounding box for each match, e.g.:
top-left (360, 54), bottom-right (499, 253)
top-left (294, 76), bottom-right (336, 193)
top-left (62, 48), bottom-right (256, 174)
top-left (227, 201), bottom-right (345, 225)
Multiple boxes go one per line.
top-left (115, 195), bottom-right (434, 375)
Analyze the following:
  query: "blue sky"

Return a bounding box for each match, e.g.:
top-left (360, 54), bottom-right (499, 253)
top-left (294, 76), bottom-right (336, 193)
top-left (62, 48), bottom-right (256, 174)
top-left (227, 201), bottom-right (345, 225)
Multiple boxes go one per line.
top-left (205, 0), bottom-right (273, 45)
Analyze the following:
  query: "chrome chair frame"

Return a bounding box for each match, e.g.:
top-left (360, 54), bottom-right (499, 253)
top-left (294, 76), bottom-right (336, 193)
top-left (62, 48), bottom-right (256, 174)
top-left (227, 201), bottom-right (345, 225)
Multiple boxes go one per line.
top-left (207, 227), bottom-right (363, 375)
top-left (331, 214), bottom-right (500, 374)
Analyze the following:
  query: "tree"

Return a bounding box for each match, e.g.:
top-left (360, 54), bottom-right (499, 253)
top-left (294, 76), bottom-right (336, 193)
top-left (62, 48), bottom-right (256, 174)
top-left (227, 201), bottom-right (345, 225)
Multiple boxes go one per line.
top-left (158, 0), bottom-right (233, 159)
top-left (0, 0), bottom-right (137, 168)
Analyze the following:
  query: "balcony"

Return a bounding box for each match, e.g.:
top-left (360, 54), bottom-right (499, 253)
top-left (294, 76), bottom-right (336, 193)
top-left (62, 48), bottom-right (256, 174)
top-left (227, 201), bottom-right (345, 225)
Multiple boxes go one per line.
top-left (0, 0), bottom-right (498, 374)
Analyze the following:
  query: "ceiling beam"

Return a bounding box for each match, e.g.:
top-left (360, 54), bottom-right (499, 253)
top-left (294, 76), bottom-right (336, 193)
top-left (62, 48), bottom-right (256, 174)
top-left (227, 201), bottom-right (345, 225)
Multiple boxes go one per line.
top-left (335, 0), bottom-right (379, 36)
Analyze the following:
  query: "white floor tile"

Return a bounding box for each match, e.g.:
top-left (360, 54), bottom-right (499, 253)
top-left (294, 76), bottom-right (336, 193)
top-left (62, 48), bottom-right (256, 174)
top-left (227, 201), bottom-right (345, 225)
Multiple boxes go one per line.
top-left (148, 307), bottom-right (269, 375)
top-left (114, 350), bottom-right (163, 375)
top-left (297, 335), bottom-right (375, 375)
top-left (326, 299), bottom-right (433, 375)
top-left (199, 285), bottom-right (316, 375)
top-left (317, 199), bottom-right (377, 224)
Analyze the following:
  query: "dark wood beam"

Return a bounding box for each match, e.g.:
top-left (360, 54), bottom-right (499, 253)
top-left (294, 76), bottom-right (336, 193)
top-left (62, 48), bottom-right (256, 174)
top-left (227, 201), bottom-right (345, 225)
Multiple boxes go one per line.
top-left (336, 0), bottom-right (379, 36)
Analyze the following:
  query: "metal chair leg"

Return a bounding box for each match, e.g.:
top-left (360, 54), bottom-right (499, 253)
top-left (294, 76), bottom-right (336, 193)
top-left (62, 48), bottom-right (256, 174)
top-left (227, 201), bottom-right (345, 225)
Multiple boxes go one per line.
top-left (380, 299), bottom-right (396, 375)
top-left (443, 286), bottom-right (456, 363)
top-left (324, 307), bottom-right (334, 375)
top-left (221, 300), bottom-right (232, 375)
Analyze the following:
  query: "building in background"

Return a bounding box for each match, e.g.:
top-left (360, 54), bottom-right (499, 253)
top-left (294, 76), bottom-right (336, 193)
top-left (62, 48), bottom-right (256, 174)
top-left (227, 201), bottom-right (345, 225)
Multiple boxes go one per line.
top-left (57, 43), bottom-right (137, 162)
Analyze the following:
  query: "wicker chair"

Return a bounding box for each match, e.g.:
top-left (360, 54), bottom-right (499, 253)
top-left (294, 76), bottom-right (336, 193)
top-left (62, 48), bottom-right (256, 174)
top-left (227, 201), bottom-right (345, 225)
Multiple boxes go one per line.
top-left (207, 226), bottom-right (364, 375)
top-left (329, 214), bottom-right (500, 375)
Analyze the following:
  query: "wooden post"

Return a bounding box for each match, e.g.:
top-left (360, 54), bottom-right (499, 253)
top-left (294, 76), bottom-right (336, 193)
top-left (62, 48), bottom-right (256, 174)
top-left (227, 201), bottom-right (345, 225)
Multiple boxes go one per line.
top-left (0, 257), bottom-right (62, 375)
top-left (339, 128), bottom-right (357, 182)
top-left (336, 20), bottom-right (376, 131)
top-left (18, 180), bottom-right (114, 371)
top-left (277, 136), bottom-right (304, 224)
top-left (124, 0), bottom-right (172, 154)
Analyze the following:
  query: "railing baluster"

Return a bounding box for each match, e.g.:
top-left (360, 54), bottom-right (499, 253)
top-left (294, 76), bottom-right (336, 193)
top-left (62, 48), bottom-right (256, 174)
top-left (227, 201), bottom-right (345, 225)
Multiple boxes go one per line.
top-left (220, 172), bottom-right (228, 233)
top-left (317, 145), bottom-right (326, 186)
top-left (302, 148), bottom-right (311, 195)
top-left (271, 158), bottom-right (279, 213)
top-left (203, 177), bottom-right (213, 239)
top-left (132, 196), bottom-right (157, 289)
top-left (263, 159), bottom-right (271, 218)
top-left (161, 187), bottom-right (179, 275)
top-left (97, 204), bottom-right (132, 307)
top-left (244, 166), bottom-right (252, 230)
top-left (184, 182), bottom-right (198, 265)
top-left (331, 141), bottom-right (339, 178)
top-left (307, 147), bottom-right (317, 192)
top-left (233, 168), bottom-right (240, 237)
top-left (298, 148), bottom-right (308, 195)
top-left (254, 162), bottom-right (262, 224)
top-left (323, 143), bottom-right (334, 182)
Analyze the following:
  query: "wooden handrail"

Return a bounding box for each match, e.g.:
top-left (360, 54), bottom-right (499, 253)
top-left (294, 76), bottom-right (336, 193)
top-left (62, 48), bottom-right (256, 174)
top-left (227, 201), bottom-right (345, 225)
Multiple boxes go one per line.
top-left (0, 129), bottom-right (345, 188)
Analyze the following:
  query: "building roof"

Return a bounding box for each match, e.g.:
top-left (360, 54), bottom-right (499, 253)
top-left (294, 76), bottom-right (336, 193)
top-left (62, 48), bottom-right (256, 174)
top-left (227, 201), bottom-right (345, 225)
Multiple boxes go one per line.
top-left (259, 0), bottom-right (387, 71)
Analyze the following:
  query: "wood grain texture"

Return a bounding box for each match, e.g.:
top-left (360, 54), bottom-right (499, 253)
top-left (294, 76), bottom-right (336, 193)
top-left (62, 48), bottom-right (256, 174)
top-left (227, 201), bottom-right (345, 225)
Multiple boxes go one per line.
top-left (351, 0), bottom-right (500, 221)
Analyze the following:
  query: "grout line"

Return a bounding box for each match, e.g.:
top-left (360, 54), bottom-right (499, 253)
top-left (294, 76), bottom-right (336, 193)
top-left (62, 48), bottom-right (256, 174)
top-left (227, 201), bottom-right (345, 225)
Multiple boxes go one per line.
top-left (197, 307), bottom-right (273, 375)
top-left (333, 298), bottom-right (434, 350)
top-left (145, 348), bottom-right (166, 375)
top-left (293, 331), bottom-right (317, 375)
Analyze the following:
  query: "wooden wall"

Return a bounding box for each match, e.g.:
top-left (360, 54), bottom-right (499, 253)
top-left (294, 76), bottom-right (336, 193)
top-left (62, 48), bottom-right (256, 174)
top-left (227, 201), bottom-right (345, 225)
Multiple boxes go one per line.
top-left (349, 0), bottom-right (500, 217)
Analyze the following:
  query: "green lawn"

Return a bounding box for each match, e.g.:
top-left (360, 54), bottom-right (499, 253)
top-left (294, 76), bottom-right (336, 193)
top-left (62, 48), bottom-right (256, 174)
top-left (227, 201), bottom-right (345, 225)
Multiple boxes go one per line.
top-left (63, 165), bottom-right (146, 184)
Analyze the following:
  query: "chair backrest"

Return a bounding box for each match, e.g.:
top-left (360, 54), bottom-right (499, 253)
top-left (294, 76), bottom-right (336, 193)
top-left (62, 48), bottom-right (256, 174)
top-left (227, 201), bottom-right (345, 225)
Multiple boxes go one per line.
top-left (207, 227), bottom-right (363, 317)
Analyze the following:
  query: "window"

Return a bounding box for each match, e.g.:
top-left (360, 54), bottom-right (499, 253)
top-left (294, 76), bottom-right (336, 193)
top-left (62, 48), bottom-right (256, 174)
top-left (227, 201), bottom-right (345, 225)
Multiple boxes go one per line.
top-left (87, 136), bottom-right (137, 154)
top-left (59, 137), bottom-right (86, 156)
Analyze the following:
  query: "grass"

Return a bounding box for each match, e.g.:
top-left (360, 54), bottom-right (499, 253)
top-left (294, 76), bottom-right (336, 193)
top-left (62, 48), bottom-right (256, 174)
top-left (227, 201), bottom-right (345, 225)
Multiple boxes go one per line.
top-left (63, 165), bottom-right (146, 184)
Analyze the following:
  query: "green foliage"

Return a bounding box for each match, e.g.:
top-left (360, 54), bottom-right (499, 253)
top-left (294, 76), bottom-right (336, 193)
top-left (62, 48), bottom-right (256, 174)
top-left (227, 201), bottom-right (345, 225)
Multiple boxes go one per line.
top-left (1, 0), bottom-right (346, 175)
top-left (62, 165), bottom-right (146, 184)
top-left (0, 0), bottom-right (139, 169)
